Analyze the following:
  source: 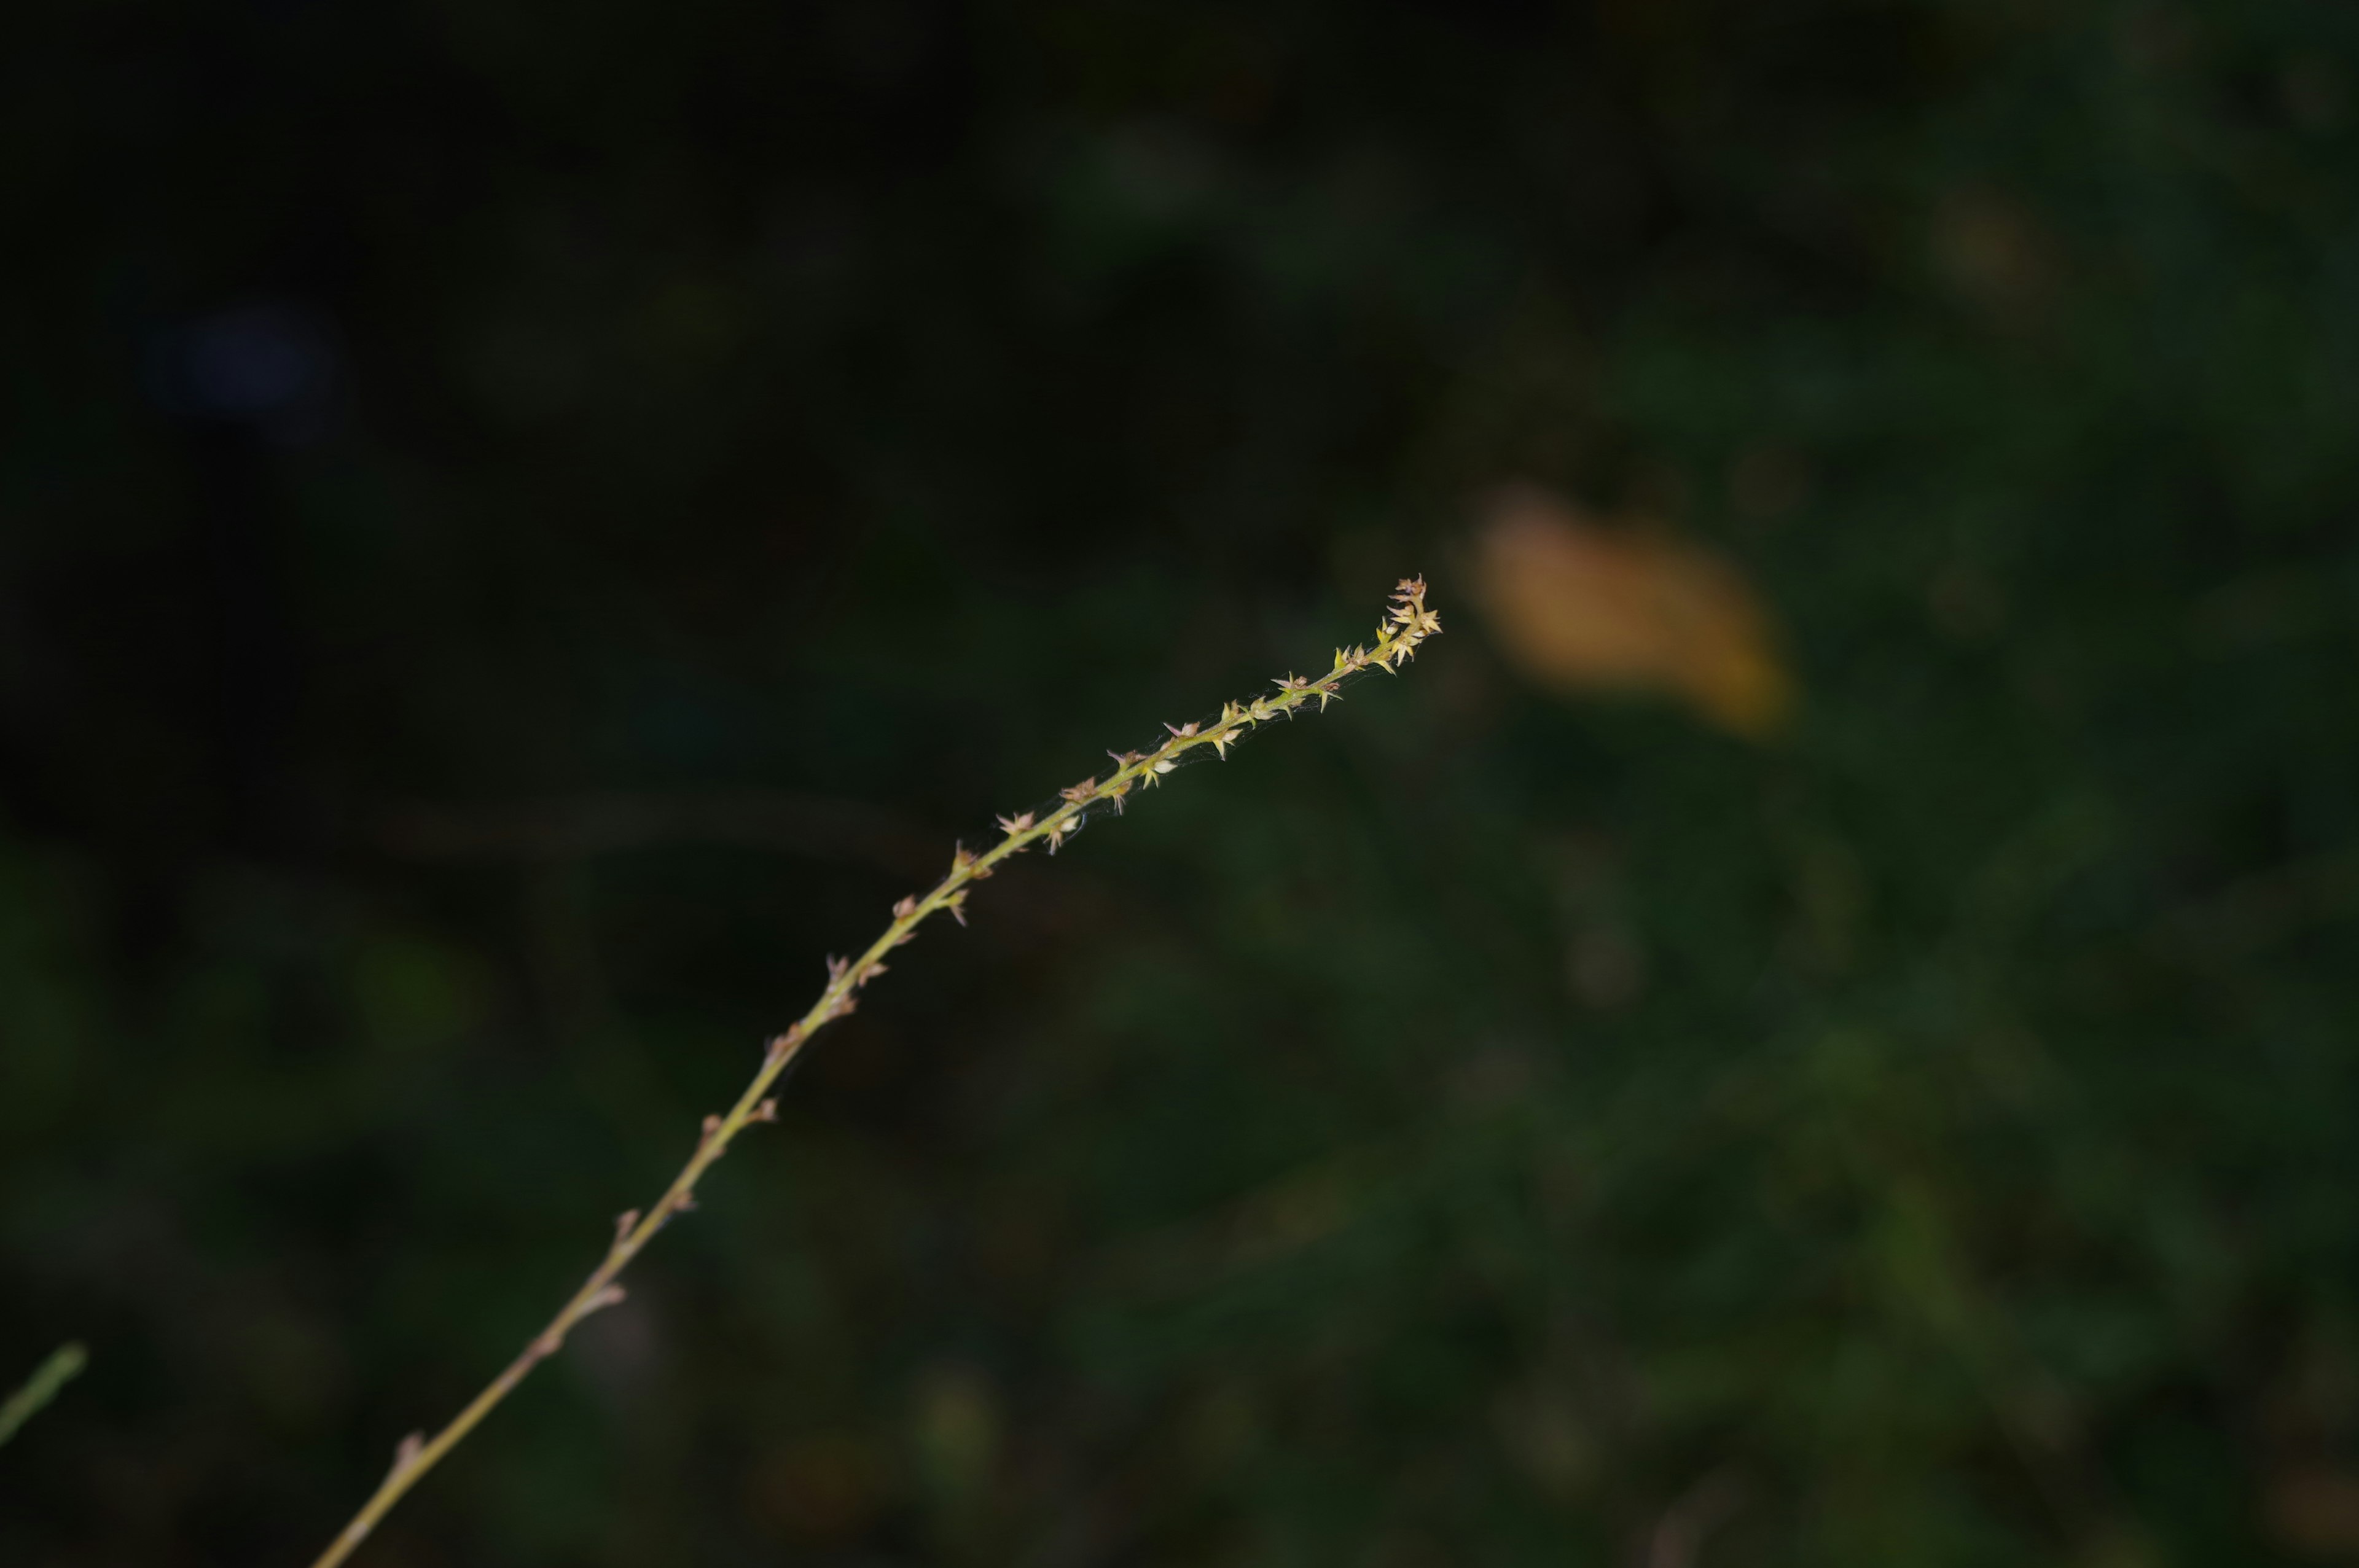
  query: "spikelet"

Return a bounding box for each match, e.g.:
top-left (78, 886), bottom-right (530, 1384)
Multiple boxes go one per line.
top-left (305, 580), bottom-right (1442, 1568)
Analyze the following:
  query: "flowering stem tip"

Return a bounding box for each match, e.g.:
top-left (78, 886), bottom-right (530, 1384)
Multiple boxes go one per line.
top-left (305, 577), bottom-right (1440, 1568)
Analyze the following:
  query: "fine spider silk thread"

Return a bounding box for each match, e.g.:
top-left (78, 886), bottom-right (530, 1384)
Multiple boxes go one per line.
top-left (308, 578), bottom-right (1442, 1568)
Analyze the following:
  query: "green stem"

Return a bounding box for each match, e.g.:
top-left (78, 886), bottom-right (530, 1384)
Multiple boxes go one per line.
top-left (308, 580), bottom-right (1439, 1567)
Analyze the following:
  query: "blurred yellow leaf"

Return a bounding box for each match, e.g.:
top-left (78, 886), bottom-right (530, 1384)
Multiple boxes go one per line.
top-left (1472, 485), bottom-right (1793, 737)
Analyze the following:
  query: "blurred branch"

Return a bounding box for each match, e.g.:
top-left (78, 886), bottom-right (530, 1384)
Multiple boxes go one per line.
top-left (2168, 845), bottom-right (2359, 961)
top-left (377, 789), bottom-right (945, 880)
top-left (1645, 1468), bottom-right (1745, 1568)
top-left (0, 1342), bottom-right (88, 1449)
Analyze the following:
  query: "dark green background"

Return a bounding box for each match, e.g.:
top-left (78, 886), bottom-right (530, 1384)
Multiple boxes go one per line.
top-left (6, 1), bottom-right (2359, 1563)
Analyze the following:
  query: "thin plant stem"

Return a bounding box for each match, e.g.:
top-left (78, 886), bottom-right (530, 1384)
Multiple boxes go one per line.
top-left (0, 1341), bottom-right (87, 1448)
top-left (307, 579), bottom-right (1441, 1567)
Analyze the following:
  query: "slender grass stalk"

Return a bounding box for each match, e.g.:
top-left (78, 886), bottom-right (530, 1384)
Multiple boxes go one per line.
top-left (308, 579), bottom-right (1442, 1567)
top-left (0, 1341), bottom-right (87, 1448)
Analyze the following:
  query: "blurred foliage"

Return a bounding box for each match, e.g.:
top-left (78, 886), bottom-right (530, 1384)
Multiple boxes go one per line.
top-left (4, 1), bottom-right (2359, 1564)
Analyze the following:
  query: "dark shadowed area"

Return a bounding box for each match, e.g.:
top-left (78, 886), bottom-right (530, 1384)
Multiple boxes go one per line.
top-left (6, 1), bottom-right (2359, 1564)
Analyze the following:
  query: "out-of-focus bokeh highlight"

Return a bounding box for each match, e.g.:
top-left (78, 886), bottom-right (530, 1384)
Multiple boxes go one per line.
top-left (5, 3), bottom-right (2359, 1566)
top-left (1474, 486), bottom-right (1793, 736)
